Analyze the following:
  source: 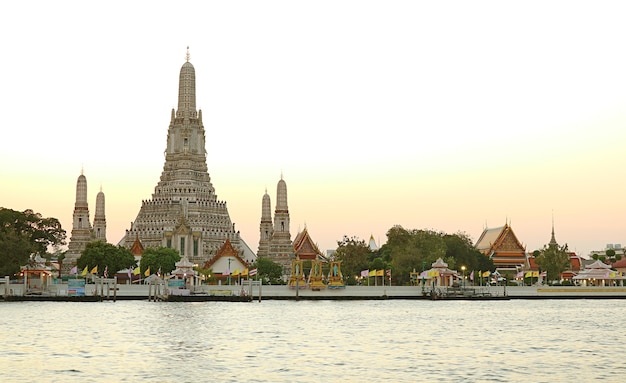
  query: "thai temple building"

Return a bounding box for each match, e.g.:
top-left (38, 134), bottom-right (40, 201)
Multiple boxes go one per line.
top-left (64, 171), bottom-right (107, 273)
top-left (119, 49), bottom-right (255, 267)
top-left (475, 222), bottom-right (528, 271)
top-left (292, 227), bottom-right (325, 262)
top-left (203, 238), bottom-right (250, 284)
top-left (256, 176), bottom-right (295, 273)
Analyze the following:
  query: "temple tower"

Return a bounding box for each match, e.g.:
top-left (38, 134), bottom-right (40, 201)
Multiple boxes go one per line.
top-left (93, 187), bottom-right (106, 241)
top-left (64, 171), bottom-right (95, 272)
top-left (120, 49), bottom-right (255, 265)
top-left (257, 189), bottom-right (273, 258)
top-left (549, 216), bottom-right (558, 248)
top-left (266, 175), bottom-right (295, 272)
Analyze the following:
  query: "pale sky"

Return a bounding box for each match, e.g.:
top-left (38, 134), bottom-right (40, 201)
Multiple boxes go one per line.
top-left (2, 1), bottom-right (626, 258)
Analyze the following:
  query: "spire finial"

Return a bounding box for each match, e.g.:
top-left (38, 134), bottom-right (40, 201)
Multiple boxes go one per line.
top-left (550, 210), bottom-right (558, 246)
top-left (186, 46), bottom-right (190, 62)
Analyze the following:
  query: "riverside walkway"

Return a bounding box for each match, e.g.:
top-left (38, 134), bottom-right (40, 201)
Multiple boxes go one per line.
top-left (3, 282), bottom-right (626, 301)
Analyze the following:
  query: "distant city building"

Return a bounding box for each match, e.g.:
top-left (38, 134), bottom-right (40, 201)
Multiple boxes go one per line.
top-left (64, 171), bottom-right (106, 272)
top-left (119, 49), bottom-right (255, 266)
top-left (589, 244), bottom-right (625, 260)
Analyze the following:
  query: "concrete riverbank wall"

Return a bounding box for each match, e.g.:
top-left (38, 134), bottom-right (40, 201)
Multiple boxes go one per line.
top-left (3, 282), bottom-right (626, 301)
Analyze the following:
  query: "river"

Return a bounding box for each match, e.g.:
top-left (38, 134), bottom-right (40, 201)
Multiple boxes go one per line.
top-left (1, 299), bottom-right (624, 382)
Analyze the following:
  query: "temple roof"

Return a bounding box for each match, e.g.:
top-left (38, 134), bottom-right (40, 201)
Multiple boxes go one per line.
top-left (586, 260), bottom-right (612, 269)
top-left (475, 223), bottom-right (526, 253)
top-left (612, 257), bottom-right (626, 268)
top-left (204, 238), bottom-right (249, 269)
top-left (293, 227), bottom-right (325, 261)
top-left (130, 235), bottom-right (144, 256)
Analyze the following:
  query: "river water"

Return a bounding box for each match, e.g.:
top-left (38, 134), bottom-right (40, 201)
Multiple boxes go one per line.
top-left (1, 299), bottom-right (624, 382)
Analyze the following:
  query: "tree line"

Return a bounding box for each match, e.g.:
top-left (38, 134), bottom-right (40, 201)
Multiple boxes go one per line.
top-left (2, 207), bottom-right (575, 285)
top-left (333, 225), bottom-right (494, 285)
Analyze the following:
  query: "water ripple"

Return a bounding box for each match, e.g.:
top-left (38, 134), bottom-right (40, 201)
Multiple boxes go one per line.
top-left (1, 300), bottom-right (625, 382)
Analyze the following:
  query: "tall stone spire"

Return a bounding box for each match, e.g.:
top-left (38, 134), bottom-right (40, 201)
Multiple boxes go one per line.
top-left (549, 215), bottom-right (558, 248)
top-left (120, 50), bottom-right (254, 265)
top-left (64, 172), bottom-right (95, 272)
top-left (93, 187), bottom-right (106, 241)
top-left (274, 175), bottom-right (290, 233)
top-left (268, 175), bottom-right (294, 271)
top-left (176, 46), bottom-right (197, 120)
top-left (257, 189), bottom-right (273, 258)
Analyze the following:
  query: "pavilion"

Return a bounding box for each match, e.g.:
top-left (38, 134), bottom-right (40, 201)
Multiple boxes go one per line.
top-left (573, 260), bottom-right (625, 286)
top-left (419, 258), bottom-right (460, 287)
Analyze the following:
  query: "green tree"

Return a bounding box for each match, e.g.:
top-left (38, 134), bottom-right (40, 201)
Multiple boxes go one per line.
top-left (251, 256), bottom-right (284, 284)
top-left (443, 232), bottom-right (493, 273)
top-left (140, 247), bottom-right (181, 275)
top-left (333, 236), bottom-right (372, 282)
top-left (77, 241), bottom-right (136, 276)
top-left (384, 226), bottom-right (446, 285)
top-left (369, 257), bottom-right (387, 271)
top-left (606, 249), bottom-right (616, 263)
top-left (0, 208), bottom-right (66, 277)
top-left (534, 243), bottom-right (571, 283)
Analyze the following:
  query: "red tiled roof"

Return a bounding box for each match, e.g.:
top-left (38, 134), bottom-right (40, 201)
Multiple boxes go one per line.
top-left (611, 257), bottom-right (626, 268)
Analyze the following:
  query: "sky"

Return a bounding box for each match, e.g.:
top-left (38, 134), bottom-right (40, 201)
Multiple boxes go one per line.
top-left (2, 1), bottom-right (626, 258)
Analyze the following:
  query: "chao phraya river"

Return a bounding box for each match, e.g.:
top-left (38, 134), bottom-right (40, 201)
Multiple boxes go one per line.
top-left (1, 299), bottom-right (624, 382)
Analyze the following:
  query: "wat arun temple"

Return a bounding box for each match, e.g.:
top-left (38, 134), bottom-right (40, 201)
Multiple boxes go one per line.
top-left (117, 50), bottom-right (257, 265)
top-left (63, 50), bottom-right (312, 275)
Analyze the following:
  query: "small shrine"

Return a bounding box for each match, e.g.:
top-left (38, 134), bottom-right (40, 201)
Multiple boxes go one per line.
top-left (170, 256), bottom-right (198, 289)
top-left (420, 258), bottom-right (459, 287)
top-left (288, 259), bottom-right (306, 289)
top-left (309, 259), bottom-right (326, 290)
top-left (21, 255), bottom-right (54, 292)
top-left (327, 261), bottom-right (345, 289)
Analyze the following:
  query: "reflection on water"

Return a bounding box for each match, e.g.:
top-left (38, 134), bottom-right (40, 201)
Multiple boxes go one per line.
top-left (1, 299), bottom-right (625, 382)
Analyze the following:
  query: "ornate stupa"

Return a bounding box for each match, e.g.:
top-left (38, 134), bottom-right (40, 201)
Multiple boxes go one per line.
top-left (64, 170), bottom-right (105, 273)
top-left (257, 175), bottom-right (295, 273)
top-left (93, 187), bottom-right (106, 242)
top-left (119, 49), bottom-right (255, 266)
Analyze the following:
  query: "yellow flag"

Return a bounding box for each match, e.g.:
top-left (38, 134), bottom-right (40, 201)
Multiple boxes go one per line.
top-left (368, 269), bottom-right (376, 277)
top-left (482, 271), bottom-right (490, 277)
top-left (376, 269), bottom-right (384, 277)
top-left (81, 266), bottom-right (88, 276)
top-left (133, 266), bottom-right (140, 275)
top-left (532, 271), bottom-right (539, 277)
top-left (90, 266), bottom-right (98, 274)
top-left (525, 271), bottom-right (532, 278)
top-left (144, 267), bottom-right (150, 277)
top-left (232, 269), bottom-right (240, 276)
top-left (241, 268), bottom-right (249, 277)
